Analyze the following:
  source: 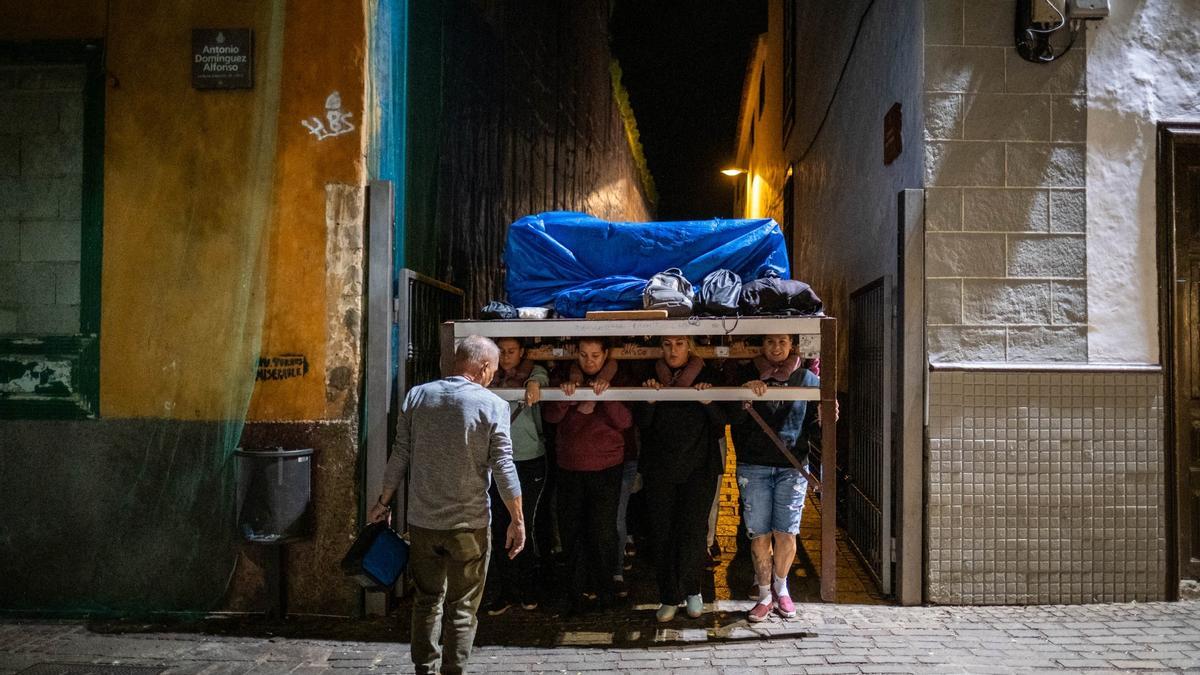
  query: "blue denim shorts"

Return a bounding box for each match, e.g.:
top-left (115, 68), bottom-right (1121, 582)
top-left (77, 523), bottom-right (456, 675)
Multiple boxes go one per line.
top-left (735, 463), bottom-right (807, 538)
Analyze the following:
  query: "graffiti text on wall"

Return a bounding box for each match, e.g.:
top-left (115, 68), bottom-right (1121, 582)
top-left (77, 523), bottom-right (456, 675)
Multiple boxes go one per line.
top-left (301, 91), bottom-right (355, 140)
top-left (256, 354), bottom-right (310, 381)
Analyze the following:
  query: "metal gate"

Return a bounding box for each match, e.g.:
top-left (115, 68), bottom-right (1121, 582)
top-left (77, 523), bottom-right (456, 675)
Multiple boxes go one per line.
top-left (396, 268), bottom-right (465, 399)
top-left (847, 276), bottom-right (893, 595)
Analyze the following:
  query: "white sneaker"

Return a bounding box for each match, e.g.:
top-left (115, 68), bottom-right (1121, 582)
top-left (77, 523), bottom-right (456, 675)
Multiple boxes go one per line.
top-left (685, 594), bottom-right (703, 618)
top-left (655, 603), bottom-right (678, 623)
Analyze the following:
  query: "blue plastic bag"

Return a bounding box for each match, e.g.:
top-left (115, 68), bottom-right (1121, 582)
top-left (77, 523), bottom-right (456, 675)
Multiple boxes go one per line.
top-left (505, 212), bottom-right (790, 317)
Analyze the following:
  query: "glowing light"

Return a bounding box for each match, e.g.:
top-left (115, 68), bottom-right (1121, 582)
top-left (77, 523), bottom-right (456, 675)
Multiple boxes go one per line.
top-left (720, 168), bottom-right (745, 176)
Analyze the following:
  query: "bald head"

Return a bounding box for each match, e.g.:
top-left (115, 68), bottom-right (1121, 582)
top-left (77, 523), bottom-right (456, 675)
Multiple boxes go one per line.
top-left (454, 335), bottom-right (500, 384)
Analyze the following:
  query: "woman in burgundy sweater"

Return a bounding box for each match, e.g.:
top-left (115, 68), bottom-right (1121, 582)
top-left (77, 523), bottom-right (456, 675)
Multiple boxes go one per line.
top-left (542, 337), bottom-right (631, 613)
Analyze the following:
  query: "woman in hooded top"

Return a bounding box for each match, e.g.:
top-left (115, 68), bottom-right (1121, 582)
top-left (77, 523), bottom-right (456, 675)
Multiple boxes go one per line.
top-left (484, 337), bottom-right (549, 615)
top-left (638, 336), bottom-right (725, 622)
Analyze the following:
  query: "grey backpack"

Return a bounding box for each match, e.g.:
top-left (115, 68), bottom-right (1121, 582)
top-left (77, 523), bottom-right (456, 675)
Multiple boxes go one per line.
top-left (643, 268), bottom-right (695, 317)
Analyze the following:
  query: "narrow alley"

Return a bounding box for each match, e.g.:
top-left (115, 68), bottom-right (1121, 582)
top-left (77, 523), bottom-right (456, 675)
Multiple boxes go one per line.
top-left (5, 0), bottom-right (1200, 674)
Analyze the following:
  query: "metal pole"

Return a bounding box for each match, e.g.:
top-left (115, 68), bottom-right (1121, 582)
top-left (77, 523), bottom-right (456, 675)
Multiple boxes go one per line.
top-left (898, 188), bottom-right (926, 605)
top-left (363, 180), bottom-right (395, 617)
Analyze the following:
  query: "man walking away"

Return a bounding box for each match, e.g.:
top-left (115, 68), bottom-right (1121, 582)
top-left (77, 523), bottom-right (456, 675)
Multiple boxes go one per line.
top-left (370, 335), bottom-right (524, 675)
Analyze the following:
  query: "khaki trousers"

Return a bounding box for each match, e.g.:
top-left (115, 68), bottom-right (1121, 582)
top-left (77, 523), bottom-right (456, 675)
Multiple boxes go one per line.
top-left (408, 525), bottom-right (490, 675)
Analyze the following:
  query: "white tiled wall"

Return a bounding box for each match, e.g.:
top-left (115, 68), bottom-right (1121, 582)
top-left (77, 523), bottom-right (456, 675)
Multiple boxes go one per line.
top-left (927, 370), bottom-right (1165, 604)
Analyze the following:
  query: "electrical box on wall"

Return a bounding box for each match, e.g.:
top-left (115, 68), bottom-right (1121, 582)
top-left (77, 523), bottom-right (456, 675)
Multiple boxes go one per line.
top-left (1069, 0), bottom-right (1110, 20)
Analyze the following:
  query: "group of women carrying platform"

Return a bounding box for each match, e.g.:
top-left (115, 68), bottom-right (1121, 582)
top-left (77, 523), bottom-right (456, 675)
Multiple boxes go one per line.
top-left (486, 332), bottom-right (824, 623)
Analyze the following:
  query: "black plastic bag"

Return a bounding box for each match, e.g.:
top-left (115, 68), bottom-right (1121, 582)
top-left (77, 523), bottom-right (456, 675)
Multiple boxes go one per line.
top-left (699, 269), bottom-right (742, 315)
top-left (738, 270), bottom-right (823, 316)
top-left (480, 300), bottom-right (519, 320)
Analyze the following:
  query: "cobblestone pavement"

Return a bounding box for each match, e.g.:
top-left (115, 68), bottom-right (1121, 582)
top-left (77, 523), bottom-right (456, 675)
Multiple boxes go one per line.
top-left (4, 600), bottom-right (1200, 674)
top-left (709, 447), bottom-right (884, 606)
top-left (0, 449), bottom-right (1188, 674)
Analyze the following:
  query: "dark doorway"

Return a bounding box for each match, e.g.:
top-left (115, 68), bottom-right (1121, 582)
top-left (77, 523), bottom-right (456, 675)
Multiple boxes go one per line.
top-left (1160, 122), bottom-right (1200, 597)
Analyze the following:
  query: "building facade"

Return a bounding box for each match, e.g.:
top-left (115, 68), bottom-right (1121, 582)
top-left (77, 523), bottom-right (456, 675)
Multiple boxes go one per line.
top-left (732, 0), bottom-right (1199, 605)
top-left (0, 0), bottom-right (649, 616)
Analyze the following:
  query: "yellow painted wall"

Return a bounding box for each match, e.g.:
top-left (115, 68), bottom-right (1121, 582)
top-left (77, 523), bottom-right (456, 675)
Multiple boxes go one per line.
top-left (1, 1), bottom-right (367, 422)
top-left (0, 3), bottom-right (104, 40)
top-left (732, 33), bottom-right (788, 224)
top-left (246, 0), bottom-right (368, 422)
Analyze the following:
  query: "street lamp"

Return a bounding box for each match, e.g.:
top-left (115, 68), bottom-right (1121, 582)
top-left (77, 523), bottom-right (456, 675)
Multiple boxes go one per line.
top-left (721, 168), bottom-right (746, 217)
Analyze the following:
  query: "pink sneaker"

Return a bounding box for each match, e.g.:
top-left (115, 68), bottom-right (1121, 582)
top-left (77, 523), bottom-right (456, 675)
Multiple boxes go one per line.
top-left (775, 593), bottom-right (796, 619)
top-left (747, 600), bottom-right (774, 623)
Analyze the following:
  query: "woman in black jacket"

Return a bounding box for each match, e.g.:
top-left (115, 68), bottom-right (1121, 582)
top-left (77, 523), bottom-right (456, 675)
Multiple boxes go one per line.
top-left (638, 336), bottom-right (725, 622)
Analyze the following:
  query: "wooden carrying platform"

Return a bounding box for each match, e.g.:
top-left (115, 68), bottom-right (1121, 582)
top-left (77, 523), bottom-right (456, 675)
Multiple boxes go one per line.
top-left (444, 316), bottom-right (839, 602)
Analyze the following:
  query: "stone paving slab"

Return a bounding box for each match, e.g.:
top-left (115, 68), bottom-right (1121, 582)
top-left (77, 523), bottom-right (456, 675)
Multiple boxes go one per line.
top-left (4, 601), bottom-right (1200, 673)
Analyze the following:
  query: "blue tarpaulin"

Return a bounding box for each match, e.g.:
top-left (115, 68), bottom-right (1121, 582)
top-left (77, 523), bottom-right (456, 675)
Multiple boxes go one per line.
top-left (504, 212), bottom-right (791, 317)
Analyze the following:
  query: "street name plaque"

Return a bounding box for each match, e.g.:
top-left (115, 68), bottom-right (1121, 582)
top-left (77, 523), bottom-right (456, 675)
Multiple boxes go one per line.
top-left (192, 28), bottom-right (253, 90)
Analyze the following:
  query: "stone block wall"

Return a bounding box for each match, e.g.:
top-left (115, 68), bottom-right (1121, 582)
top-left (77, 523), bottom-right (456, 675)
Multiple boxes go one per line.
top-left (924, 0), bottom-right (1087, 363)
top-left (0, 63), bottom-right (84, 335)
top-left (927, 370), bottom-right (1165, 604)
top-left (921, 2), bottom-right (1168, 606)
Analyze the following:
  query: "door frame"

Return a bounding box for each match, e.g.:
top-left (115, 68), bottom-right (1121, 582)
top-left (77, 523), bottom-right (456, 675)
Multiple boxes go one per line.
top-left (846, 275), bottom-right (894, 596)
top-left (897, 188), bottom-right (924, 606)
top-left (1157, 121), bottom-right (1200, 601)
top-left (0, 41), bottom-right (105, 419)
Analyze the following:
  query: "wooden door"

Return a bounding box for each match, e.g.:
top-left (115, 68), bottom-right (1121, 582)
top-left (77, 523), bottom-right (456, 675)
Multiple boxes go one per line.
top-left (1163, 126), bottom-right (1200, 587)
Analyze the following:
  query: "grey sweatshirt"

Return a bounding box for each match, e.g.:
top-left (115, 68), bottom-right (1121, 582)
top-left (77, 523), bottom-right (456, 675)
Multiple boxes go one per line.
top-left (382, 376), bottom-right (521, 530)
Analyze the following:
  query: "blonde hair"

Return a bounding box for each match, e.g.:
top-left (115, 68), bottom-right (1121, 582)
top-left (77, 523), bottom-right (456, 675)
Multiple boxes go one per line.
top-left (661, 335), bottom-right (698, 355)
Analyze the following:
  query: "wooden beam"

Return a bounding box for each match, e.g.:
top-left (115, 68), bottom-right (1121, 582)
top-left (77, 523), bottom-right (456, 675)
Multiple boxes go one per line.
top-left (820, 318), bottom-right (838, 603)
top-left (451, 316), bottom-right (824, 338)
top-left (490, 386), bottom-right (819, 402)
top-left (448, 315), bottom-right (840, 603)
top-left (524, 343), bottom-right (819, 361)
